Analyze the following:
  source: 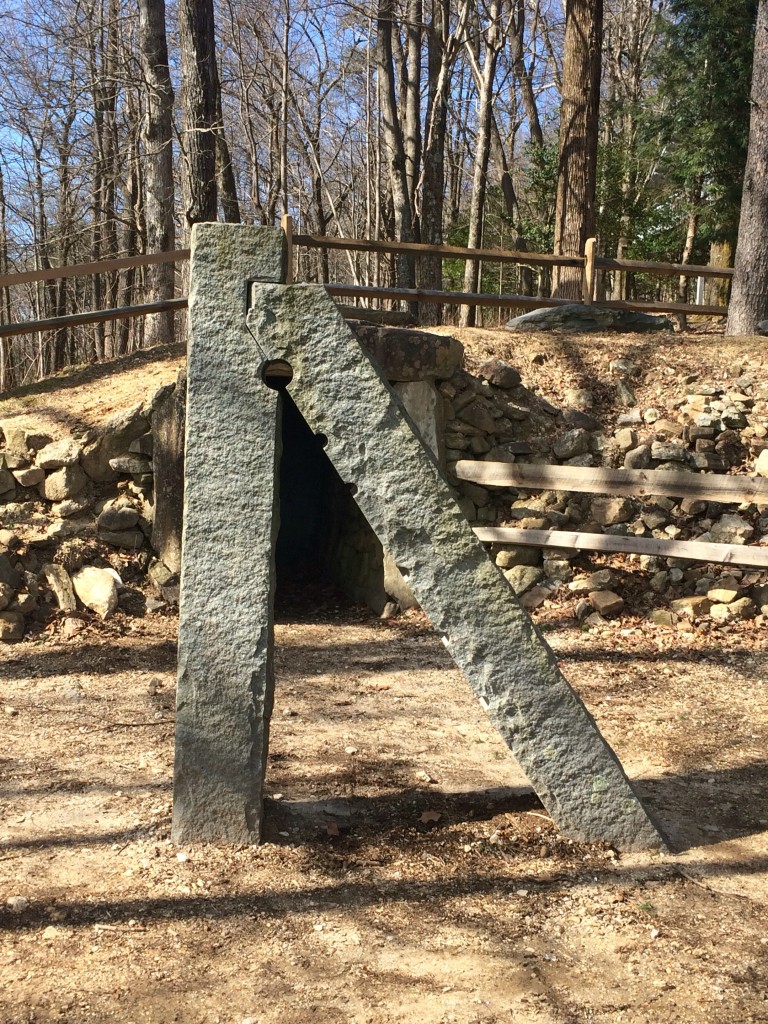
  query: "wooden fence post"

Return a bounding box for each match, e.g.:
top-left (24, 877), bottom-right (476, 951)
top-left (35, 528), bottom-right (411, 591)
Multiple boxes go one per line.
top-left (280, 214), bottom-right (294, 285)
top-left (582, 237), bottom-right (597, 304)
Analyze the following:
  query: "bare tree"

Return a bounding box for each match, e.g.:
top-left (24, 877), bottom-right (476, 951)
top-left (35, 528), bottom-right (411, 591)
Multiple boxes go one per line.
top-left (460, 0), bottom-right (505, 326)
top-left (138, 0), bottom-right (176, 346)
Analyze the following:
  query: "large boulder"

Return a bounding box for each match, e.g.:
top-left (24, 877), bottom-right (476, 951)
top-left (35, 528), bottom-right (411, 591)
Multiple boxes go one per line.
top-left (506, 303), bottom-right (673, 333)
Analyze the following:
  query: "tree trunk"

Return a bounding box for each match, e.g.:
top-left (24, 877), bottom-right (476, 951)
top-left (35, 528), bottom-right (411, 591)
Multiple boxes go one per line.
top-left (704, 240), bottom-right (733, 307)
top-left (460, 0), bottom-right (502, 327)
top-left (552, 0), bottom-right (603, 299)
top-left (179, 0), bottom-right (218, 228)
top-left (377, 0), bottom-right (416, 289)
top-left (138, 0), bottom-right (176, 346)
top-left (727, 0), bottom-right (768, 335)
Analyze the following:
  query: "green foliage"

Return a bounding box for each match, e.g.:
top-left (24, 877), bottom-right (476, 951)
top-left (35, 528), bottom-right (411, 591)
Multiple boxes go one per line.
top-left (646, 0), bottom-right (758, 246)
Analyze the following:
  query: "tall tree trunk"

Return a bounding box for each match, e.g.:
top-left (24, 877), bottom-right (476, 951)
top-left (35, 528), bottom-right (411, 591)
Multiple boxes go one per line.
top-left (460, 0), bottom-right (503, 327)
top-left (552, 0), bottom-right (603, 299)
top-left (138, 0), bottom-right (176, 346)
top-left (179, 0), bottom-right (218, 228)
top-left (727, 0), bottom-right (768, 335)
top-left (377, 0), bottom-right (416, 289)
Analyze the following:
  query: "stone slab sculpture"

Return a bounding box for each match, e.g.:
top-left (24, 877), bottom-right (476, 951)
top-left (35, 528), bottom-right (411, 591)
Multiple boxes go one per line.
top-left (173, 223), bottom-right (666, 852)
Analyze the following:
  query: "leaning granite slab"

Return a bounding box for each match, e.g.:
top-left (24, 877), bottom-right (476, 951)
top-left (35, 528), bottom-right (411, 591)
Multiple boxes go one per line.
top-left (247, 277), bottom-right (665, 852)
top-left (506, 303), bottom-right (674, 333)
top-left (171, 224), bottom-right (286, 846)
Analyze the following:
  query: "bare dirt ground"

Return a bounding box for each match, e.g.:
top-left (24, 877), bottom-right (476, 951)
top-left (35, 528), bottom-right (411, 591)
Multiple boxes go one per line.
top-left (2, 324), bottom-right (768, 1024)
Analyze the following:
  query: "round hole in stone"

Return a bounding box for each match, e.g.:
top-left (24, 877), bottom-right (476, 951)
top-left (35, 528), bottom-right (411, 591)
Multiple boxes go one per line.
top-left (261, 359), bottom-right (294, 391)
top-left (315, 432), bottom-right (329, 449)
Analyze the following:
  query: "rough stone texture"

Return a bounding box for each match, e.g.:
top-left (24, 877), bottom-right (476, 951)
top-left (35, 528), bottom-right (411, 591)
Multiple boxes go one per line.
top-left (588, 590), bottom-right (624, 616)
top-left (42, 564), bottom-right (77, 612)
top-left (506, 304), bottom-right (673, 333)
top-left (36, 438), bottom-right (81, 469)
top-left (39, 464), bottom-right (87, 502)
top-left (553, 429), bottom-right (591, 460)
top-left (384, 380), bottom-right (444, 609)
top-left (591, 496), bottom-right (634, 526)
top-left (172, 223), bottom-right (286, 846)
top-left (12, 466), bottom-right (44, 487)
top-left (98, 528), bottom-right (145, 549)
top-left (0, 554), bottom-right (23, 590)
top-left (109, 454), bottom-right (152, 476)
top-left (98, 506), bottom-right (140, 532)
top-left (670, 595), bottom-right (712, 618)
top-left (80, 405), bottom-right (151, 482)
top-left (478, 360), bottom-right (521, 389)
top-left (152, 371), bottom-right (186, 576)
top-left (247, 275), bottom-right (664, 851)
top-left (72, 566), bottom-right (119, 618)
top-left (0, 467), bottom-right (15, 496)
top-left (503, 564), bottom-right (544, 595)
top-left (0, 581), bottom-right (14, 610)
top-left (354, 324), bottom-right (463, 381)
top-left (0, 611), bottom-right (24, 640)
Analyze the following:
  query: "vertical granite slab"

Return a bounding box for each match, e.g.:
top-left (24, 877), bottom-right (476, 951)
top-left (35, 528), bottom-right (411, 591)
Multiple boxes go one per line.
top-left (247, 281), bottom-right (665, 851)
top-left (172, 224), bottom-right (286, 844)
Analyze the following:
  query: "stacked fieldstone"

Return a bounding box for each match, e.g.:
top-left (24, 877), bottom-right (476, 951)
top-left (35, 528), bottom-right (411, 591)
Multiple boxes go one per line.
top-left (449, 355), bottom-right (768, 627)
top-left (0, 388), bottom-right (178, 641)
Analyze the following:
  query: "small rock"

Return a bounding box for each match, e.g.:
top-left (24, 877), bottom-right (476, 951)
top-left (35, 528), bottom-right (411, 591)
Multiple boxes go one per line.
top-left (6, 896), bottom-right (29, 913)
top-left (98, 528), bottom-right (145, 550)
top-left (569, 569), bottom-right (615, 593)
top-left (52, 496), bottom-right (91, 518)
top-left (615, 380), bottom-right (636, 407)
top-left (503, 564), bottom-right (544, 596)
top-left (755, 449), bottom-right (768, 477)
top-left (643, 408), bottom-right (660, 424)
top-left (97, 506), bottom-right (141, 531)
top-left (108, 454), bottom-right (153, 476)
top-left (589, 590), bottom-right (624, 617)
top-left (11, 466), bottom-right (45, 487)
top-left (520, 585), bottom-right (549, 611)
top-left (0, 612), bottom-right (24, 641)
top-left (42, 564), bottom-right (77, 611)
top-left (36, 438), bottom-right (81, 469)
top-left (614, 428), bottom-right (637, 451)
top-left (574, 598), bottom-right (592, 622)
top-left (553, 428), bottom-right (591, 460)
top-left (72, 566), bottom-right (119, 619)
top-left (591, 496), bottom-right (634, 526)
top-left (651, 441), bottom-right (688, 463)
top-left (495, 547), bottom-right (541, 569)
top-left (39, 464), bottom-right (87, 502)
top-left (670, 595), bottom-right (712, 619)
top-left (648, 609), bottom-right (678, 626)
top-left (478, 359), bottom-right (521, 389)
top-left (624, 445), bottom-right (652, 470)
top-left (707, 578), bottom-right (740, 604)
top-left (0, 581), bottom-right (14, 610)
top-left (709, 514), bottom-right (754, 545)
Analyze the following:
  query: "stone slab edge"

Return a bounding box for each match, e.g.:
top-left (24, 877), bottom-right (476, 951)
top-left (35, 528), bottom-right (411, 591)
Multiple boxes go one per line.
top-left (172, 224), bottom-right (286, 844)
top-left (247, 280), bottom-right (666, 852)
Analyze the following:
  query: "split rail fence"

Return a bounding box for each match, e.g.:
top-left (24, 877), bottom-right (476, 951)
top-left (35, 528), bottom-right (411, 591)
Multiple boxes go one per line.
top-left (0, 216), bottom-right (734, 342)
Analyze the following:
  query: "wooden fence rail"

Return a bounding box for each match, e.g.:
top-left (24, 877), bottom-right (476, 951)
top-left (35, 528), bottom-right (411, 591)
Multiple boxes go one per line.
top-left (458, 459), bottom-right (768, 569)
top-left (0, 228), bottom-right (733, 341)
